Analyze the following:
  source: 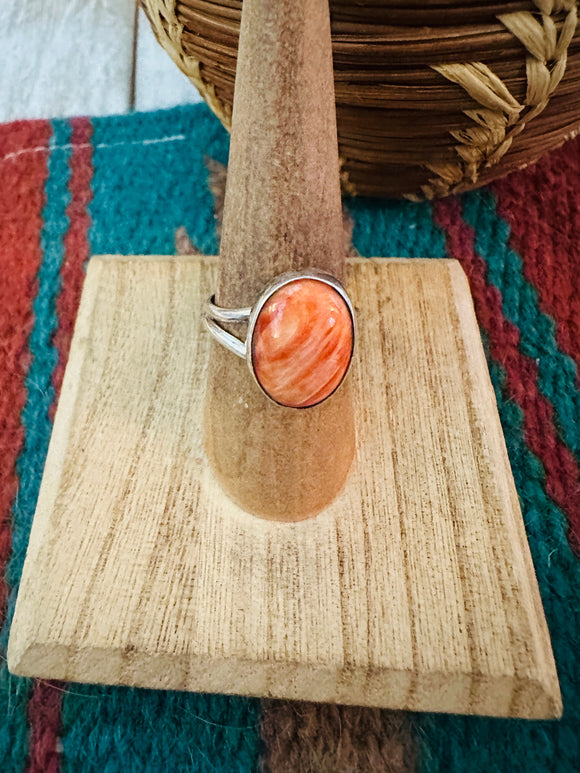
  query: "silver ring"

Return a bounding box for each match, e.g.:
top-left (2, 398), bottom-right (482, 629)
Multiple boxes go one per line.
top-left (203, 269), bottom-right (355, 408)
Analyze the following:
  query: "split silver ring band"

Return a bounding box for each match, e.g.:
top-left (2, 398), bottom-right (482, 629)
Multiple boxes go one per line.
top-left (203, 269), bottom-right (355, 408)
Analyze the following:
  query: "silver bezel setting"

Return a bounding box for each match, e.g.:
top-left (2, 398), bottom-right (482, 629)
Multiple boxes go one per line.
top-left (204, 269), bottom-right (355, 408)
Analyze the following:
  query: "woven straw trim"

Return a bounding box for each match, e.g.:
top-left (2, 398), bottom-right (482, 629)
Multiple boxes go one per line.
top-left (421, 0), bottom-right (578, 199)
top-left (140, 0), bottom-right (232, 127)
top-left (339, 156), bottom-right (358, 197)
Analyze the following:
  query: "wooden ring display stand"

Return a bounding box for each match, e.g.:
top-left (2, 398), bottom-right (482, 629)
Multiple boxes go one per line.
top-left (203, 0), bottom-right (355, 520)
top-left (8, 0), bottom-right (561, 719)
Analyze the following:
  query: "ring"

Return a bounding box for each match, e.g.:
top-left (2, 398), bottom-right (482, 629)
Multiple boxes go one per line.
top-left (203, 269), bottom-right (355, 408)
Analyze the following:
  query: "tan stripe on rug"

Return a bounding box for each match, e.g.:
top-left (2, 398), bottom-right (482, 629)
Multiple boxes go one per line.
top-left (260, 700), bottom-right (417, 773)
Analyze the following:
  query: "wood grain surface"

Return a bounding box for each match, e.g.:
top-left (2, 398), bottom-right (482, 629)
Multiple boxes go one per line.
top-left (7, 255), bottom-right (561, 719)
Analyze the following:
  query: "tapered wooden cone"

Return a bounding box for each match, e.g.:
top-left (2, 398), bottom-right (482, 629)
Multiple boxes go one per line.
top-left (204, 0), bottom-right (355, 520)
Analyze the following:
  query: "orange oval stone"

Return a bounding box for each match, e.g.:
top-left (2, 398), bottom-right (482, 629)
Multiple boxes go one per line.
top-left (251, 278), bottom-right (354, 408)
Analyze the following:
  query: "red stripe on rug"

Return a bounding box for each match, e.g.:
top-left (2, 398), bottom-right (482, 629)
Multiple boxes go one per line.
top-left (491, 139), bottom-right (580, 381)
top-left (27, 117), bottom-right (94, 773)
top-left (433, 196), bottom-right (580, 557)
top-left (0, 120), bottom-right (51, 623)
top-left (26, 683), bottom-right (64, 773)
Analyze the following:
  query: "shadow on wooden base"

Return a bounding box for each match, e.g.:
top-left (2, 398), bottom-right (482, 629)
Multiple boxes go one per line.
top-left (7, 255), bottom-right (562, 719)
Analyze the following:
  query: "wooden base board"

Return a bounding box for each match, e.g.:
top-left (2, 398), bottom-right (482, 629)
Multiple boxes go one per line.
top-left (7, 256), bottom-right (561, 719)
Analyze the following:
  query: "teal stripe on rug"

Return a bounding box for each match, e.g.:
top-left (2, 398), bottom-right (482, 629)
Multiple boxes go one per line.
top-left (59, 104), bottom-right (262, 773)
top-left (0, 119), bottom-right (72, 773)
top-left (461, 189), bottom-right (580, 457)
top-left (88, 104), bottom-right (228, 257)
top-left (416, 352), bottom-right (580, 773)
top-left (347, 195), bottom-right (447, 258)
top-left (61, 686), bottom-right (261, 773)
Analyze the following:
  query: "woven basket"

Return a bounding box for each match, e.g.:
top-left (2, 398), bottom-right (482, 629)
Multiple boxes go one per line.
top-left (141, 0), bottom-right (580, 199)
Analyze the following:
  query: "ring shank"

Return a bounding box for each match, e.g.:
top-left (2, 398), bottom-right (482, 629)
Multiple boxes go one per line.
top-left (203, 316), bottom-right (247, 359)
top-left (203, 296), bottom-right (250, 359)
top-left (205, 297), bottom-right (252, 325)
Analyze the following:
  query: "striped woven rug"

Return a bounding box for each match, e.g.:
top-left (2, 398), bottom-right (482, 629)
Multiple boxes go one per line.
top-left (0, 104), bottom-right (579, 772)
